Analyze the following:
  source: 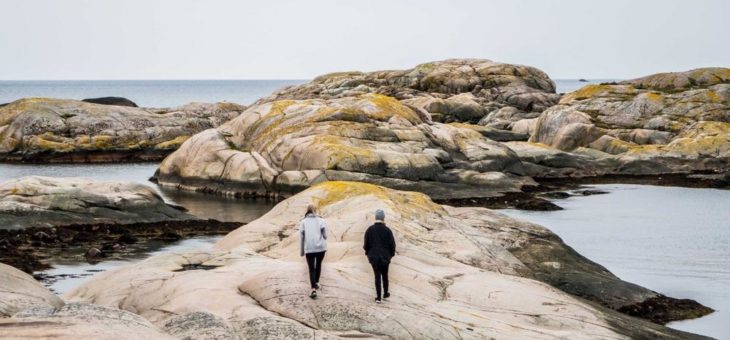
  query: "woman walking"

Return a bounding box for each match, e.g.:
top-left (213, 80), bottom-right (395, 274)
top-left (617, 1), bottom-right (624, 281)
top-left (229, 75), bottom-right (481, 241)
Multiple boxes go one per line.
top-left (299, 204), bottom-right (328, 299)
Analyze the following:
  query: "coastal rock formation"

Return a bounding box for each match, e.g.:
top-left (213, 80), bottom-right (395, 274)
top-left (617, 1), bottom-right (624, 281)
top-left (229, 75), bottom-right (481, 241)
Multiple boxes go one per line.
top-left (257, 58), bottom-right (560, 126)
top-left (0, 176), bottom-right (195, 229)
top-left (525, 68), bottom-right (730, 173)
top-left (67, 182), bottom-right (708, 339)
top-left (0, 263), bottom-right (64, 317)
top-left (156, 93), bottom-right (536, 199)
top-left (0, 97), bottom-right (245, 162)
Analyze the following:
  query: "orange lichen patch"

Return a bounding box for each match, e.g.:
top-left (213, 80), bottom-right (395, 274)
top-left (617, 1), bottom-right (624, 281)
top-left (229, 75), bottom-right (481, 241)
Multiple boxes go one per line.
top-left (644, 92), bottom-right (663, 102)
top-left (628, 122), bottom-right (730, 156)
top-left (27, 135), bottom-right (75, 152)
top-left (91, 135), bottom-right (115, 149)
top-left (311, 181), bottom-right (445, 216)
top-left (154, 135), bottom-right (190, 150)
top-left (356, 94), bottom-right (423, 124)
top-left (312, 135), bottom-right (380, 171)
top-left (560, 84), bottom-right (636, 103)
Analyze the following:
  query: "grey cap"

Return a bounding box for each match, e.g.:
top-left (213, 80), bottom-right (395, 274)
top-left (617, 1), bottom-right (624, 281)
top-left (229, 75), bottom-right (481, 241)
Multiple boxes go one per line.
top-left (375, 209), bottom-right (385, 221)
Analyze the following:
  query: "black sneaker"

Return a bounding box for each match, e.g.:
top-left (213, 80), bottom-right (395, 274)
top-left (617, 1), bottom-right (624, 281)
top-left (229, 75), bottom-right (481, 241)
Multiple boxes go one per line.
top-left (375, 297), bottom-right (382, 304)
top-left (383, 292), bottom-right (390, 300)
top-left (310, 290), bottom-right (317, 299)
top-left (315, 283), bottom-right (320, 290)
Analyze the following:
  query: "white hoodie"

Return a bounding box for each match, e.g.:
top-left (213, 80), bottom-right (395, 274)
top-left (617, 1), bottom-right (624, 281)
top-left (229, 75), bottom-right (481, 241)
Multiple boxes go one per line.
top-left (299, 213), bottom-right (327, 256)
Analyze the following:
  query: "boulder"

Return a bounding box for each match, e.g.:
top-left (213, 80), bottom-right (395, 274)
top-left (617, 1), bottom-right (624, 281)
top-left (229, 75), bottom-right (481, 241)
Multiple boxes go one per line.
top-left (0, 262), bottom-right (64, 317)
top-left (0, 176), bottom-right (197, 229)
top-left (257, 59), bottom-right (560, 123)
top-left (156, 94), bottom-right (533, 200)
top-left (0, 98), bottom-right (245, 162)
top-left (67, 182), bottom-right (708, 339)
top-left (81, 96), bottom-right (138, 107)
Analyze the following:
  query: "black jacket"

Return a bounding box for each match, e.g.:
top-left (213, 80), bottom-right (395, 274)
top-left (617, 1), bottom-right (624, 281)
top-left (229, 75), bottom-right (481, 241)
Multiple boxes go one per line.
top-left (363, 222), bottom-right (396, 261)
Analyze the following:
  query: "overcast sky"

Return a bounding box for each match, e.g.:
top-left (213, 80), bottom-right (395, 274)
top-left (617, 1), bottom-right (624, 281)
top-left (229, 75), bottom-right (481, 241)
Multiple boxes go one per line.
top-left (0, 0), bottom-right (727, 80)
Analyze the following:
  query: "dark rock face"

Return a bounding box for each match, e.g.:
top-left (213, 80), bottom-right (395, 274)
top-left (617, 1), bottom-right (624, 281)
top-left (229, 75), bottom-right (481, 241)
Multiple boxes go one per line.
top-left (81, 96), bottom-right (138, 107)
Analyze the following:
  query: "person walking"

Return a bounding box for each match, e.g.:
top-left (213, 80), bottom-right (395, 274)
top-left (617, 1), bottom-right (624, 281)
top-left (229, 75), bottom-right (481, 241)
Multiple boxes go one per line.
top-left (363, 209), bottom-right (396, 303)
top-left (299, 204), bottom-right (327, 299)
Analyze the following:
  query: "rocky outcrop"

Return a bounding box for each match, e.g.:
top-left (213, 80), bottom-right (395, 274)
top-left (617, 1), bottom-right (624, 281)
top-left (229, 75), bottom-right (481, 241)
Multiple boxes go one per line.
top-left (0, 263), bottom-right (64, 317)
top-left (525, 68), bottom-right (730, 174)
top-left (0, 98), bottom-right (245, 162)
top-left (66, 182), bottom-right (708, 339)
top-left (258, 59), bottom-right (560, 126)
top-left (82, 96), bottom-right (138, 107)
top-left (156, 93), bottom-right (536, 200)
top-left (0, 176), bottom-right (196, 229)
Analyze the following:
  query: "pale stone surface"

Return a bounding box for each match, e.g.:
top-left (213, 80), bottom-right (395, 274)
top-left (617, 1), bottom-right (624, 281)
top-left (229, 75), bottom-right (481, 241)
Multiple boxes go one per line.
top-left (0, 262), bottom-right (64, 317)
top-left (0, 98), bottom-right (244, 162)
top-left (0, 176), bottom-right (195, 229)
top-left (67, 182), bottom-right (704, 339)
top-left (156, 94), bottom-right (533, 199)
top-left (258, 58), bottom-right (560, 124)
top-left (0, 303), bottom-right (175, 340)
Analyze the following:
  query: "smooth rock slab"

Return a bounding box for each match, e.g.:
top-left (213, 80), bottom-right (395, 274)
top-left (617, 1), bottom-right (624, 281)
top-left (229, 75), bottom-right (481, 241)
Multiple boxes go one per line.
top-left (0, 262), bottom-right (64, 317)
top-left (68, 181), bottom-right (707, 339)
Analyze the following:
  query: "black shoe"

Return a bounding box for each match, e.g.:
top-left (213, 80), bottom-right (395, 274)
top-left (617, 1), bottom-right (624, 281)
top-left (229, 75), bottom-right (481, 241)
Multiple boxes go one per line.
top-left (310, 290), bottom-right (317, 299)
top-left (375, 297), bottom-right (382, 304)
top-left (315, 283), bottom-right (320, 290)
top-left (383, 292), bottom-right (390, 300)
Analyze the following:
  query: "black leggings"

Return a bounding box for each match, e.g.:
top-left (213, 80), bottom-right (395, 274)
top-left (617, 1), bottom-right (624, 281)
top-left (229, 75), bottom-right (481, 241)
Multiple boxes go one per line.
top-left (305, 251), bottom-right (326, 289)
top-left (370, 258), bottom-right (390, 299)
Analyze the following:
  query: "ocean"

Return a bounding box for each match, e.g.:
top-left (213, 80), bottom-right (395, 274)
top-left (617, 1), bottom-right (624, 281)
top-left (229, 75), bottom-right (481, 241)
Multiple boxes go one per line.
top-left (0, 79), bottom-right (605, 108)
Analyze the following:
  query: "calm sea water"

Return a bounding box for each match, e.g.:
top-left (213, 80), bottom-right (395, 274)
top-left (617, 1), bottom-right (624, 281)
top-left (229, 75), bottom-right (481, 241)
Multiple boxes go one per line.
top-left (0, 80), bottom-right (302, 107)
top-left (502, 184), bottom-right (730, 339)
top-left (0, 79), bottom-right (602, 108)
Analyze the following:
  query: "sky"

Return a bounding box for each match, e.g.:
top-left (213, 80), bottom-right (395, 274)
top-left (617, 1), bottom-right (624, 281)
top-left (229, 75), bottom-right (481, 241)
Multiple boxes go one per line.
top-left (0, 0), bottom-right (727, 80)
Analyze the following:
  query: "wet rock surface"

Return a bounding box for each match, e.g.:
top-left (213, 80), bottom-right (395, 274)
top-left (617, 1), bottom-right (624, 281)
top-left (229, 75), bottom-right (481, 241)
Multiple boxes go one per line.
top-left (65, 182), bottom-right (709, 339)
top-left (0, 98), bottom-right (245, 162)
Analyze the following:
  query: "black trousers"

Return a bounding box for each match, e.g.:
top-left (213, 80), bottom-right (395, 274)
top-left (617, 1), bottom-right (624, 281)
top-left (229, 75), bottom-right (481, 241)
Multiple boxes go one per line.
top-left (370, 258), bottom-right (390, 299)
top-left (305, 251), bottom-right (326, 289)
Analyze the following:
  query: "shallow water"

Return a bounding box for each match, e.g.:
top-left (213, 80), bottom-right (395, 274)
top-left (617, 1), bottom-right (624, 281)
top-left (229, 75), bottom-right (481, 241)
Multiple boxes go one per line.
top-left (0, 162), bottom-right (273, 294)
top-left (501, 184), bottom-right (730, 339)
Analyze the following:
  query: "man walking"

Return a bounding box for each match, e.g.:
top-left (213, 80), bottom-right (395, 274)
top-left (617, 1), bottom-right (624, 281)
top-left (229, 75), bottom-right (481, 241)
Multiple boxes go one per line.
top-left (363, 209), bottom-right (396, 303)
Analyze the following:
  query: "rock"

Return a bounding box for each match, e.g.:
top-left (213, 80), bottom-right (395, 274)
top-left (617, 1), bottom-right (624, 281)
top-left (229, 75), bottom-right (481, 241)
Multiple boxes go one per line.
top-left (0, 303), bottom-right (175, 339)
top-left (579, 78), bottom-right (589, 82)
top-left (0, 98), bottom-right (245, 162)
top-left (67, 181), bottom-right (709, 339)
top-left (257, 59), bottom-right (560, 122)
top-left (0, 176), bottom-right (199, 229)
top-left (81, 96), bottom-right (138, 107)
top-left (163, 312), bottom-right (241, 340)
top-left (525, 67), bottom-right (730, 176)
top-left (156, 94), bottom-right (533, 200)
top-left (0, 263), bottom-right (64, 317)
top-left (85, 247), bottom-right (104, 259)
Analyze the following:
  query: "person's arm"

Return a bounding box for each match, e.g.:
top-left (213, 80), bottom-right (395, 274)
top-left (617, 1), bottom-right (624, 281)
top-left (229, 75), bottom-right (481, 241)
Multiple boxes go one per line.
top-left (363, 227), bottom-right (370, 255)
top-left (299, 221), bottom-right (305, 257)
top-left (388, 228), bottom-right (396, 258)
top-left (320, 218), bottom-right (327, 240)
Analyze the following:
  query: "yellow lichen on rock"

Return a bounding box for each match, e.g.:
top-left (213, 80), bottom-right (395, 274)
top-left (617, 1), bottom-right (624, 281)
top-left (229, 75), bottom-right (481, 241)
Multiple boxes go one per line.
top-left (154, 135), bottom-right (190, 150)
top-left (311, 181), bottom-right (444, 216)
